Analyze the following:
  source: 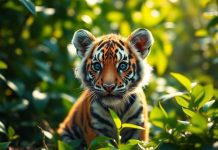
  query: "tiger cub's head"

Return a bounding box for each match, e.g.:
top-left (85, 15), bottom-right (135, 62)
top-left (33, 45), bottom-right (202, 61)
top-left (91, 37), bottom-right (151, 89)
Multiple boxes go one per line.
top-left (73, 29), bottom-right (153, 104)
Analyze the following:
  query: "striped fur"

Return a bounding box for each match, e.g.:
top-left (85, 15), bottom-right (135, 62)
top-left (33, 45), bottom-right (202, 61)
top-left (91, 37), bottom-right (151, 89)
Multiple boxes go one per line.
top-left (58, 28), bottom-right (153, 148)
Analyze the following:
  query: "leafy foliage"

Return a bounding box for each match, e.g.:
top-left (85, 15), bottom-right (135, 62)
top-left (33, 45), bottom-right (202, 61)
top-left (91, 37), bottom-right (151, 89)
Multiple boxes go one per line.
top-left (0, 0), bottom-right (217, 149)
top-left (88, 109), bottom-right (145, 149)
top-left (149, 73), bottom-right (218, 149)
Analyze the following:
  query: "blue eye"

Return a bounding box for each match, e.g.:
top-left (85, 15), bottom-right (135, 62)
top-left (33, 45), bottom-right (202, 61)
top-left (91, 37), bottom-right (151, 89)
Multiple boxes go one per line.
top-left (118, 62), bottom-right (128, 71)
top-left (92, 62), bottom-right (101, 71)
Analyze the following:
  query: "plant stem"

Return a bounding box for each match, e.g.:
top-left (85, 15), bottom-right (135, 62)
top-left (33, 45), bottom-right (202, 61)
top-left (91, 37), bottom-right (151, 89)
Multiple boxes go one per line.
top-left (117, 129), bottom-right (121, 148)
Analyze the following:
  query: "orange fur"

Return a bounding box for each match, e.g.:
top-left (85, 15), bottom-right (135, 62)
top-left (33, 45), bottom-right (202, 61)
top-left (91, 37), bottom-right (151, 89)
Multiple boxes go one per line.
top-left (58, 90), bottom-right (96, 145)
top-left (58, 89), bottom-right (149, 144)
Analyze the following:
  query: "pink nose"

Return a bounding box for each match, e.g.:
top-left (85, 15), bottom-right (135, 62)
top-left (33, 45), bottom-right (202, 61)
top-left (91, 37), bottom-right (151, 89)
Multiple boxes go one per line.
top-left (103, 83), bottom-right (115, 92)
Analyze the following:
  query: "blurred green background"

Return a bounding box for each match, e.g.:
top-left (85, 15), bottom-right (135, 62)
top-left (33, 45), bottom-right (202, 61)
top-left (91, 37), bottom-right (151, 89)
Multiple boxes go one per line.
top-left (0, 0), bottom-right (217, 149)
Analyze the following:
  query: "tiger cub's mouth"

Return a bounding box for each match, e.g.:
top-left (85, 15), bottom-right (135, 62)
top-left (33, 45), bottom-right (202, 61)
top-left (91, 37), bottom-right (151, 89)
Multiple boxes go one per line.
top-left (94, 90), bottom-right (125, 100)
top-left (104, 93), bottom-right (123, 99)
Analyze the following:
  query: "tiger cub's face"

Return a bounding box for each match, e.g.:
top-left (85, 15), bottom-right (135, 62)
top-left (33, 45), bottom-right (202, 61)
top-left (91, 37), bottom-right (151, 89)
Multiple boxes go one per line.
top-left (73, 29), bottom-right (153, 102)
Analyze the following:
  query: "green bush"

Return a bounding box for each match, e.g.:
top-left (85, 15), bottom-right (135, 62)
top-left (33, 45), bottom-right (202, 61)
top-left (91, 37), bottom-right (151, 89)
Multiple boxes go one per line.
top-left (0, 0), bottom-right (217, 149)
top-left (149, 73), bottom-right (218, 149)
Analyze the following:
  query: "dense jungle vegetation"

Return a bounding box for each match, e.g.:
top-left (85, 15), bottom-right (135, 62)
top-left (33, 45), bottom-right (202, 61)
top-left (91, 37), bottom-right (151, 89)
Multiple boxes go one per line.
top-left (0, 0), bottom-right (218, 149)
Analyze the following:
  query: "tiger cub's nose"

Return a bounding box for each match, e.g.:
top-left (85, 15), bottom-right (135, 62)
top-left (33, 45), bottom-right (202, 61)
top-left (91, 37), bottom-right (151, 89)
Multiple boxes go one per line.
top-left (103, 83), bottom-right (116, 92)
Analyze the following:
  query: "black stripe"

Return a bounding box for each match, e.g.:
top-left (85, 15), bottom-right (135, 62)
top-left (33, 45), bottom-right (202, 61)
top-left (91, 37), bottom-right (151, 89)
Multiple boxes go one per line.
top-left (93, 88), bottom-right (102, 92)
top-left (93, 55), bottom-right (98, 61)
top-left (126, 70), bottom-right (132, 78)
top-left (96, 99), bottom-right (109, 111)
top-left (95, 85), bottom-right (101, 88)
top-left (116, 89), bottom-right (125, 92)
top-left (121, 128), bottom-right (136, 142)
top-left (126, 106), bottom-right (143, 122)
top-left (97, 41), bottom-right (107, 51)
top-left (63, 127), bottom-right (75, 139)
top-left (115, 41), bottom-right (124, 50)
top-left (123, 95), bottom-right (136, 115)
top-left (123, 56), bottom-right (128, 60)
top-left (98, 40), bottom-right (103, 46)
top-left (73, 126), bottom-right (82, 139)
top-left (82, 63), bottom-right (87, 77)
top-left (89, 71), bottom-right (95, 77)
top-left (117, 84), bottom-right (124, 88)
top-left (132, 64), bottom-right (136, 72)
top-left (119, 40), bottom-right (125, 46)
top-left (124, 79), bottom-right (128, 85)
top-left (91, 110), bottom-right (114, 128)
top-left (121, 122), bottom-right (143, 142)
top-left (94, 127), bottom-right (110, 137)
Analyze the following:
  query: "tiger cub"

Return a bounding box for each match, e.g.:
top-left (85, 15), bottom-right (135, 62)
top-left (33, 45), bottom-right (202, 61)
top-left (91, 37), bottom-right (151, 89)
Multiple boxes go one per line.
top-left (58, 28), bottom-right (154, 147)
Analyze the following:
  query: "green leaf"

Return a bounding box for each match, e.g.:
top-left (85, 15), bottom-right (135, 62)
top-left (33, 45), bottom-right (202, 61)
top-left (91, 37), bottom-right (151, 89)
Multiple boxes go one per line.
top-left (166, 111), bottom-right (177, 128)
top-left (11, 134), bottom-right (19, 140)
top-left (32, 89), bottom-right (49, 112)
top-left (170, 72), bottom-right (192, 91)
top-left (182, 108), bottom-right (195, 117)
top-left (0, 142), bottom-right (10, 150)
top-left (207, 16), bottom-right (218, 29)
top-left (98, 148), bottom-right (117, 150)
top-left (90, 136), bottom-right (113, 150)
top-left (7, 126), bottom-right (15, 138)
top-left (37, 126), bottom-right (53, 140)
top-left (192, 84), bottom-right (205, 107)
top-left (150, 106), bottom-right (166, 129)
top-left (177, 120), bottom-right (190, 126)
top-left (58, 139), bottom-right (82, 149)
top-left (189, 113), bottom-right (207, 134)
top-left (202, 100), bottom-right (215, 112)
top-left (158, 143), bottom-right (179, 150)
top-left (35, 69), bottom-right (54, 83)
top-left (175, 96), bottom-right (189, 108)
top-left (19, 0), bottom-right (36, 15)
top-left (198, 84), bottom-right (214, 109)
top-left (127, 139), bottom-right (142, 145)
top-left (58, 140), bottom-right (74, 150)
top-left (0, 61), bottom-right (7, 69)
top-left (67, 139), bottom-right (82, 148)
top-left (159, 92), bottom-right (185, 101)
top-left (159, 101), bottom-right (168, 118)
top-left (109, 108), bottom-right (122, 129)
top-left (119, 144), bottom-right (138, 149)
top-left (0, 121), bottom-right (6, 134)
top-left (122, 123), bottom-right (145, 130)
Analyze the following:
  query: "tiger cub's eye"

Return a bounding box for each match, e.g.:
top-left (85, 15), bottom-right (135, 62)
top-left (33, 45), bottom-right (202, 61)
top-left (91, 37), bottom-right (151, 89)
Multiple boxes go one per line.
top-left (92, 62), bottom-right (102, 71)
top-left (118, 62), bottom-right (128, 71)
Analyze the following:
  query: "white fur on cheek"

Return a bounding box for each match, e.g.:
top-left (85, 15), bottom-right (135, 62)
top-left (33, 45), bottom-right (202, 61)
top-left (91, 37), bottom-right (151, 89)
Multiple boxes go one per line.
top-left (138, 58), bottom-right (153, 87)
top-left (74, 59), bottom-right (87, 87)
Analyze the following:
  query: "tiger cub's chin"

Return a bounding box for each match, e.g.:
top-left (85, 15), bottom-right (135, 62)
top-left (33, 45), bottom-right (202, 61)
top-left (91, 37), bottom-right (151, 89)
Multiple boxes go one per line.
top-left (100, 97), bottom-right (125, 107)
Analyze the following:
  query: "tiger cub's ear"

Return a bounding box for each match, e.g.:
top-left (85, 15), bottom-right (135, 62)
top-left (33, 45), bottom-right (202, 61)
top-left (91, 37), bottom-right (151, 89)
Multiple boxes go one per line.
top-left (72, 29), bottom-right (96, 57)
top-left (127, 28), bottom-right (154, 58)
